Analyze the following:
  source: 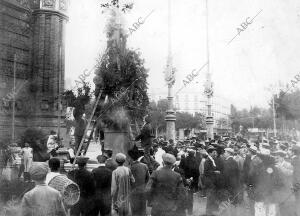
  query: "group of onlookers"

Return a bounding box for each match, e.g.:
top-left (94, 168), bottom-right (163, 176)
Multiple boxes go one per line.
top-left (2, 134), bottom-right (300, 216)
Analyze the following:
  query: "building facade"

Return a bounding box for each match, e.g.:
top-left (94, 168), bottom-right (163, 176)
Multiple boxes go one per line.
top-left (0, 0), bottom-right (68, 141)
top-left (174, 91), bottom-right (231, 134)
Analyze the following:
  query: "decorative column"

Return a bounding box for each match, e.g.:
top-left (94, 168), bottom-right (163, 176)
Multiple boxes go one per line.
top-left (164, 0), bottom-right (176, 142)
top-left (204, 73), bottom-right (214, 140)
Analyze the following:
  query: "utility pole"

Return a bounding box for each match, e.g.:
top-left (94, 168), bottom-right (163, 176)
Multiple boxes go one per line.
top-left (58, 46), bottom-right (62, 139)
top-left (12, 54), bottom-right (16, 143)
top-left (272, 94), bottom-right (277, 137)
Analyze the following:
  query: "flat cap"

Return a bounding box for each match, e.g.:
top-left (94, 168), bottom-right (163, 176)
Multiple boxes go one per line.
top-left (224, 148), bottom-right (235, 154)
top-left (29, 162), bottom-right (49, 180)
top-left (162, 153), bottom-right (176, 165)
top-left (249, 145), bottom-right (258, 153)
top-left (273, 150), bottom-right (287, 157)
top-left (115, 153), bottom-right (126, 163)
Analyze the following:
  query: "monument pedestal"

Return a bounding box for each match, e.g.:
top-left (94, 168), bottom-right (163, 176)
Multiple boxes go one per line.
top-left (104, 128), bottom-right (133, 159)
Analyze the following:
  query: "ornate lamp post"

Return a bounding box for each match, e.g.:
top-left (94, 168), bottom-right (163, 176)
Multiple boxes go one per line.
top-left (165, 0), bottom-right (176, 142)
top-left (204, 73), bottom-right (214, 139)
top-left (204, 0), bottom-right (214, 140)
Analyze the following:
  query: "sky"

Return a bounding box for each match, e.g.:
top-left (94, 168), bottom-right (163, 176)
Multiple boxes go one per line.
top-left (65, 0), bottom-right (300, 109)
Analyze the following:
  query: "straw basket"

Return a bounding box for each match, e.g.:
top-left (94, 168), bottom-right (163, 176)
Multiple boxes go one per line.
top-left (48, 175), bottom-right (80, 206)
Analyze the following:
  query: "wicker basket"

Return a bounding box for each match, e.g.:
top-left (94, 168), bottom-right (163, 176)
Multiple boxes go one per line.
top-left (48, 174), bottom-right (80, 206)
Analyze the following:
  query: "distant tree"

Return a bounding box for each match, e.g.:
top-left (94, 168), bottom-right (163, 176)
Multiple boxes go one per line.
top-left (149, 99), bottom-right (167, 135)
top-left (274, 90), bottom-right (295, 120)
top-left (230, 104), bottom-right (273, 131)
top-left (175, 112), bottom-right (205, 130)
top-left (193, 112), bottom-right (206, 129)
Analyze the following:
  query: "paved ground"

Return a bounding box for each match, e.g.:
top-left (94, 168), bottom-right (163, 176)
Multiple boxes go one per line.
top-left (85, 140), bottom-right (102, 161)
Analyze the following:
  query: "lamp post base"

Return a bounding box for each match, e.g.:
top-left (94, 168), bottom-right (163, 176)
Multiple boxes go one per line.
top-left (166, 111), bottom-right (176, 142)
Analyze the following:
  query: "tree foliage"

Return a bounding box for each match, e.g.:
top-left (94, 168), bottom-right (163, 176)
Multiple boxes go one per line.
top-left (274, 89), bottom-right (300, 120)
top-left (230, 105), bottom-right (273, 132)
top-left (61, 82), bottom-right (92, 119)
top-left (19, 128), bottom-right (48, 150)
top-left (176, 112), bottom-right (205, 130)
top-left (93, 6), bottom-right (149, 129)
top-left (149, 99), bottom-right (168, 133)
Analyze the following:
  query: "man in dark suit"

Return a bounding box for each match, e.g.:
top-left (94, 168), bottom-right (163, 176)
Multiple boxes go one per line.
top-left (68, 157), bottom-right (96, 216)
top-left (128, 147), bottom-right (150, 216)
top-left (204, 146), bottom-right (220, 215)
top-left (135, 115), bottom-right (155, 158)
top-left (223, 148), bottom-right (240, 205)
top-left (179, 149), bottom-right (199, 215)
top-left (92, 155), bottom-right (112, 216)
top-left (146, 153), bottom-right (186, 216)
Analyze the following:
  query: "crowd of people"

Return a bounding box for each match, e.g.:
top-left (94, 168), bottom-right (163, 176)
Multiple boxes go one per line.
top-left (10, 133), bottom-right (300, 216)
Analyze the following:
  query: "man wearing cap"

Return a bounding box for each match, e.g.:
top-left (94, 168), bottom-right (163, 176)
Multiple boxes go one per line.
top-left (92, 155), bottom-right (112, 216)
top-left (273, 150), bottom-right (293, 216)
top-left (128, 147), bottom-right (150, 216)
top-left (223, 148), bottom-right (240, 205)
top-left (243, 145), bottom-right (258, 186)
top-left (111, 153), bottom-right (135, 216)
top-left (21, 162), bottom-right (67, 216)
top-left (68, 157), bottom-right (96, 216)
top-left (146, 153), bottom-right (185, 216)
top-left (243, 145), bottom-right (262, 215)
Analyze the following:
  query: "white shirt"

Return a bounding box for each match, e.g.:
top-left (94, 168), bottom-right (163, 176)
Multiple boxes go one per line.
top-left (45, 172), bottom-right (60, 185)
top-left (154, 147), bottom-right (165, 166)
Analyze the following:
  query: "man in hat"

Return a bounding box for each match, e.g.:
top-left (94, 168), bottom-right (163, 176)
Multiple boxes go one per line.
top-left (243, 145), bottom-right (258, 185)
top-left (273, 150), bottom-right (293, 216)
top-left (21, 162), bottom-right (66, 216)
top-left (128, 147), bottom-right (150, 216)
top-left (135, 115), bottom-right (155, 163)
top-left (204, 146), bottom-right (220, 215)
top-left (92, 155), bottom-right (112, 216)
top-left (179, 148), bottom-right (199, 215)
top-left (111, 153), bottom-right (135, 216)
top-left (68, 157), bottom-right (96, 216)
top-left (223, 148), bottom-right (240, 206)
top-left (146, 153), bottom-right (185, 216)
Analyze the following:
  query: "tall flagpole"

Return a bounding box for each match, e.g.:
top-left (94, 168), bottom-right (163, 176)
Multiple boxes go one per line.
top-left (12, 54), bottom-right (17, 143)
top-left (58, 46), bottom-right (62, 138)
top-left (165, 0), bottom-right (176, 142)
